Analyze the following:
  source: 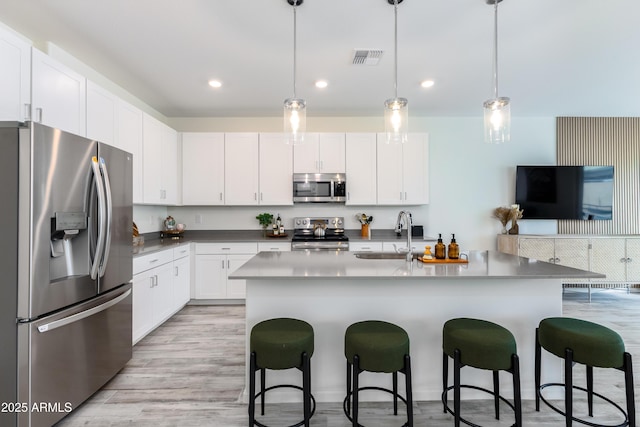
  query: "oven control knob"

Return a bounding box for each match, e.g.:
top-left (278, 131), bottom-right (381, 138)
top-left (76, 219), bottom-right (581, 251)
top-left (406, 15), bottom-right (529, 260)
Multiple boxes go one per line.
top-left (302, 219), bottom-right (308, 226)
top-left (337, 218), bottom-right (343, 226)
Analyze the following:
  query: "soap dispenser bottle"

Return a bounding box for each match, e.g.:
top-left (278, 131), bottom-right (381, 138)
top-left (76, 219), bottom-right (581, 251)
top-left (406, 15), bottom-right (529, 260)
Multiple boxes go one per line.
top-left (434, 234), bottom-right (446, 259)
top-left (448, 234), bottom-right (460, 259)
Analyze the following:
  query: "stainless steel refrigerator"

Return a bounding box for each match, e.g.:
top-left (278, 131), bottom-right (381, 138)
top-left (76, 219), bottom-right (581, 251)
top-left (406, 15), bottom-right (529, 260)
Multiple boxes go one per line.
top-left (0, 122), bottom-right (133, 427)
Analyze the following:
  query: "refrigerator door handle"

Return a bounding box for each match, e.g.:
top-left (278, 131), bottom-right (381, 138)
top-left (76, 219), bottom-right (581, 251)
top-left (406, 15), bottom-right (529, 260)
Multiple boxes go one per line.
top-left (90, 156), bottom-right (107, 280)
top-left (98, 157), bottom-right (113, 277)
top-left (37, 288), bottom-right (131, 333)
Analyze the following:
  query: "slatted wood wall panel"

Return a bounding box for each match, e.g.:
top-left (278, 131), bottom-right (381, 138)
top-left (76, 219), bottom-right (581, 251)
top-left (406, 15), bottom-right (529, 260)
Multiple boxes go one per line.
top-left (557, 117), bottom-right (640, 235)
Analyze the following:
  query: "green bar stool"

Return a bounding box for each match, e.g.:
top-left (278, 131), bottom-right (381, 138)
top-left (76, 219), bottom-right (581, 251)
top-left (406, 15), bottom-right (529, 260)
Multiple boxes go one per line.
top-left (343, 320), bottom-right (413, 427)
top-left (535, 317), bottom-right (636, 427)
top-left (442, 318), bottom-right (522, 427)
top-left (249, 318), bottom-right (316, 427)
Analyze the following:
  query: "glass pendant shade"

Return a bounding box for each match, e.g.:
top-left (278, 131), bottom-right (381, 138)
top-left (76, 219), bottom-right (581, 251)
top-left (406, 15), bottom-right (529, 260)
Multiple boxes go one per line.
top-left (483, 97), bottom-right (510, 144)
top-left (284, 97), bottom-right (306, 144)
top-left (384, 97), bottom-right (408, 144)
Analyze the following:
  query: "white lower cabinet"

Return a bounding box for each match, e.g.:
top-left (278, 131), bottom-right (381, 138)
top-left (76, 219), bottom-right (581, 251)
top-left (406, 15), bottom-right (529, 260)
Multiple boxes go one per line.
top-left (195, 243), bottom-right (257, 299)
top-left (132, 244), bottom-right (191, 344)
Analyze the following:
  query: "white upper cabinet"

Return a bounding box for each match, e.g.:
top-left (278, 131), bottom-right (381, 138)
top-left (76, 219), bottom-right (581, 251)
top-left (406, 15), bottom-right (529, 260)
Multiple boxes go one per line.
top-left (142, 113), bottom-right (178, 205)
top-left (345, 133), bottom-right (377, 205)
top-left (117, 100), bottom-right (144, 203)
top-left (182, 132), bottom-right (225, 205)
top-left (376, 133), bottom-right (429, 205)
top-left (0, 26), bottom-right (31, 121)
top-left (293, 132), bottom-right (346, 173)
top-left (31, 48), bottom-right (86, 136)
top-left (224, 133), bottom-right (259, 205)
top-left (259, 133), bottom-right (293, 206)
top-left (86, 80), bottom-right (117, 145)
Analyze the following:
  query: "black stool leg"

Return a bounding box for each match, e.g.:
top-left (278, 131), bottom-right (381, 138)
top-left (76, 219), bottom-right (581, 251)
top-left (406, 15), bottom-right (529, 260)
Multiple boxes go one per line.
top-left (302, 352), bottom-right (311, 427)
top-left (393, 371), bottom-right (399, 415)
top-left (535, 328), bottom-right (542, 412)
top-left (493, 370), bottom-right (500, 420)
top-left (512, 354), bottom-right (523, 427)
top-left (443, 352), bottom-right (449, 413)
top-left (346, 361), bottom-right (352, 416)
top-left (586, 364), bottom-right (594, 417)
top-left (352, 355), bottom-right (360, 427)
top-left (454, 349), bottom-right (462, 427)
top-left (623, 352), bottom-right (636, 427)
top-left (260, 367), bottom-right (266, 416)
top-left (249, 352), bottom-right (257, 426)
top-left (565, 348), bottom-right (574, 427)
top-left (404, 354), bottom-right (414, 427)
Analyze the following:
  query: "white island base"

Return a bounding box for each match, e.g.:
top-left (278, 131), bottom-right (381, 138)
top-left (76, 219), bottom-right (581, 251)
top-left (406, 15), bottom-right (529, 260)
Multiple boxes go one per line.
top-left (235, 251), bottom-right (603, 404)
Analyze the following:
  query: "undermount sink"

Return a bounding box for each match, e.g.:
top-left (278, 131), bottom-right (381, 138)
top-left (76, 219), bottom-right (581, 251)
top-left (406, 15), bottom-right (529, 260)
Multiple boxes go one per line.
top-left (354, 252), bottom-right (418, 260)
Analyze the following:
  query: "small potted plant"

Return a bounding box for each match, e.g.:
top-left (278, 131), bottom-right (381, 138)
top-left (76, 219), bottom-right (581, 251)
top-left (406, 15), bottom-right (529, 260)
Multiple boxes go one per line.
top-left (256, 213), bottom-right (274, 237)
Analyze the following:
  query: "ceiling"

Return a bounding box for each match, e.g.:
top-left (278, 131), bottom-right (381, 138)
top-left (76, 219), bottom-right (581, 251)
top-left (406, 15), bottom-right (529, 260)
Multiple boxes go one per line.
top-left (1, 0), bottom-right (639, 119)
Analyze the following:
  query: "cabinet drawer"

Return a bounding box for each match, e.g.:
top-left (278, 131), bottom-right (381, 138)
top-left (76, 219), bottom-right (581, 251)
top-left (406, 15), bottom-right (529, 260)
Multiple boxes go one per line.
top-left (258, 242), bottom-right (291, 252)
top-left (195, 242), bottom-right (258, 255)
top-left (349, 242), bottom-right (383, 252)
top-left (173, 244), bottom-right (191, 260)
top-left (133, 249), bottom-right (173, 274)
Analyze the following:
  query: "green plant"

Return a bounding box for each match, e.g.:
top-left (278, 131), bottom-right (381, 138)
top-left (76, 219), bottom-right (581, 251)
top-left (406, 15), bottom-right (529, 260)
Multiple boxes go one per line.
top-left (256, 213), bottom-right (274, 228)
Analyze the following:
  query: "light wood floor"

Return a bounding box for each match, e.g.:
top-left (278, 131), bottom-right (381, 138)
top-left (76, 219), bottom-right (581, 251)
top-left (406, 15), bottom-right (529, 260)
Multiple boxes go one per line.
top-left (56, 289), bottom-right (639, 426)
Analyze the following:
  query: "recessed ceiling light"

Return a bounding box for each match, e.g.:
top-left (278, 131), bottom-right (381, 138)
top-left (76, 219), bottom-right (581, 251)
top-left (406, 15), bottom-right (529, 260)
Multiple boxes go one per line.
top-left (315, 80), bottom-right (328, 89)
top-left (421, 80), bottom-right (435, 88)
top-left (208, 80), bottom-right (222, 88)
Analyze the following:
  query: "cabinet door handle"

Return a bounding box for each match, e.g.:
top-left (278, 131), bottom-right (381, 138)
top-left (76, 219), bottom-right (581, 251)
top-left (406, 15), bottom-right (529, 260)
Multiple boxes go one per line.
top-left (219, 192), bottom-right (223, 201)
top-left (621, 258), bottom-right (627, 263)
top-left (227, 259), bottom-right (230, 269)
top-left (174, 266), bottom-right (179, 276)
top-left (35, 107), bottom-right (43, 123)
top-left (149, 277), bottom-right (154, 288)
top-left (628, 257), bottom-right (633, 263)
top-left (319, 160), bottom-right (323, 171)
top-left (548, 258), bottom-right (555, 263)
top-left (347, 192), bottom-right (350, 201)
top-left (405, 192), bottom-right (407, 200)
top-left (260, 192), bottom-right (263, 201)
top-left (24, 103), bottom-right (31, 120)
top-left (555, 257), bottom-right (560, 263)
top-left (399, 192), bottom-right (403, 200)
top-left (222, 260), bottom-right (225, 269)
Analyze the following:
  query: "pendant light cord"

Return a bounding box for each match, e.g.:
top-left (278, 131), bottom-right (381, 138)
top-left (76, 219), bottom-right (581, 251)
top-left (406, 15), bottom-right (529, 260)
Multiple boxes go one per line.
top-left (292, 1), bottom-right (298, 98)
top-left (393, 0), bottom-right (399, 99)
top-left (492, 0), bottom-right (499, 99)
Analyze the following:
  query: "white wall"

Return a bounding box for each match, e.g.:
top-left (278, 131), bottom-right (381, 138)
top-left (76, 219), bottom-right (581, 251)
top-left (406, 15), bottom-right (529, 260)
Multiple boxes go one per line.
top-left (153, 115), bottom-right (559, 251)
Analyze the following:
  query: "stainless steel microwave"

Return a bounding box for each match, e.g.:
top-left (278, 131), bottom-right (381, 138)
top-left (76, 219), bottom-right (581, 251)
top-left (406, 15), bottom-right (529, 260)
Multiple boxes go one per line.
top-left (293, 173), bottom-right (346, 203)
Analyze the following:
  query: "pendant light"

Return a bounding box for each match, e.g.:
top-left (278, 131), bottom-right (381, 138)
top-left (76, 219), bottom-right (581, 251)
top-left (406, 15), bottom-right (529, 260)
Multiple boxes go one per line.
top-left (384, 0), bottom-right (408, 144)
top-left (284, 0), bottom-right (305, 145)
top-left (483, 0), bottom-right (510, 144)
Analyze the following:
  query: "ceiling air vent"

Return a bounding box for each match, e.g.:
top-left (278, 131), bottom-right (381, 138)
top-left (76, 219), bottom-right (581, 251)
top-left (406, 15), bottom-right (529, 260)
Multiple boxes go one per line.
top-left (352, 49), bottom-right (384, 65)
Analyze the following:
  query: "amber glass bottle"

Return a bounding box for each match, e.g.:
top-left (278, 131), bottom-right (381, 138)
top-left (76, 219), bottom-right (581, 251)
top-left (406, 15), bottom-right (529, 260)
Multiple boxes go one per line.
top-left (434, 234), bottom-right (446, 259)
top-left (448, 234), bottom-right (460, 259)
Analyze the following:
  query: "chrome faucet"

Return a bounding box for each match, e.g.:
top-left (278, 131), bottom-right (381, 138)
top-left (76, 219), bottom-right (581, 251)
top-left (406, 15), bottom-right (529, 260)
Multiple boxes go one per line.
top-left (395, 210), bottom-right (413, 262)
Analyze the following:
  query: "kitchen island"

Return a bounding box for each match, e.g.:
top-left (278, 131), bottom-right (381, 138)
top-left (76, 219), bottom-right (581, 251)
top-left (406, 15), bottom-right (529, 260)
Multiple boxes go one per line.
top-left (230, 250), bottom-right (604, 403)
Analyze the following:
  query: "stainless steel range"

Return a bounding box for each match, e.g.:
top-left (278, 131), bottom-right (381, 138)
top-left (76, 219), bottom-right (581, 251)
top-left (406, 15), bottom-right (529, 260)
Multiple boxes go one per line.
top-left (291, 217), bottom-right (349, 251)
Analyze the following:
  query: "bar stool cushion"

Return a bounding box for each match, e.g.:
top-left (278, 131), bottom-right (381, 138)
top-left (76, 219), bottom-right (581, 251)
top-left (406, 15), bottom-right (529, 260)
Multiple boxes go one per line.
top-left (443, 318), bottom-right (516, 371)
top-left (250, 318), bottom-right (314, 370)
top-left (344, 320), bottom-right (410, 373)
top-left (538, 317), bottom-right (625, 368)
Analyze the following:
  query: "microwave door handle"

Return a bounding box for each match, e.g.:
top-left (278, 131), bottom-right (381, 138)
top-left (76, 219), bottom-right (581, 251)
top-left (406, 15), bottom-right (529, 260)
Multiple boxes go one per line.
top-left (98, 157), bottom-right (113, 278)
top-left (90, 157), bottom-right (106, 280)
top-left (330, 180), bottom-right (335, 199)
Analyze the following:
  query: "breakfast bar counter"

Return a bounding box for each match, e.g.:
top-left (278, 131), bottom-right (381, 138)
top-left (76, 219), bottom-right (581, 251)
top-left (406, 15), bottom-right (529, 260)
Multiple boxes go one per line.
top-left (230, 250), bottom-right (604, 403)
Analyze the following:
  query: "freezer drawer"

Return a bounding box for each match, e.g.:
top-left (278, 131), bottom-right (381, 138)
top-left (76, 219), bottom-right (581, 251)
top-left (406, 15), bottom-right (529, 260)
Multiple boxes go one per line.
top-left (16, 284), bottom-right (132, 427)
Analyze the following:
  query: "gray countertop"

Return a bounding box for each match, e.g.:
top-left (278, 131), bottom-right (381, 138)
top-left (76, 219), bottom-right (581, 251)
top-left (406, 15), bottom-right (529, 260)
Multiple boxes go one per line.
top-left (133, 229), bottom-right (436, 257)
top-left (229, 250), bottom-right (605, 280)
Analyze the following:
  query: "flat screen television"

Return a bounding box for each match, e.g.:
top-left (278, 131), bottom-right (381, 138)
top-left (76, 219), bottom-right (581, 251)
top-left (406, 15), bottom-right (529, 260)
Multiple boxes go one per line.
top-left (515, 165), bottom-right (614, 220)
